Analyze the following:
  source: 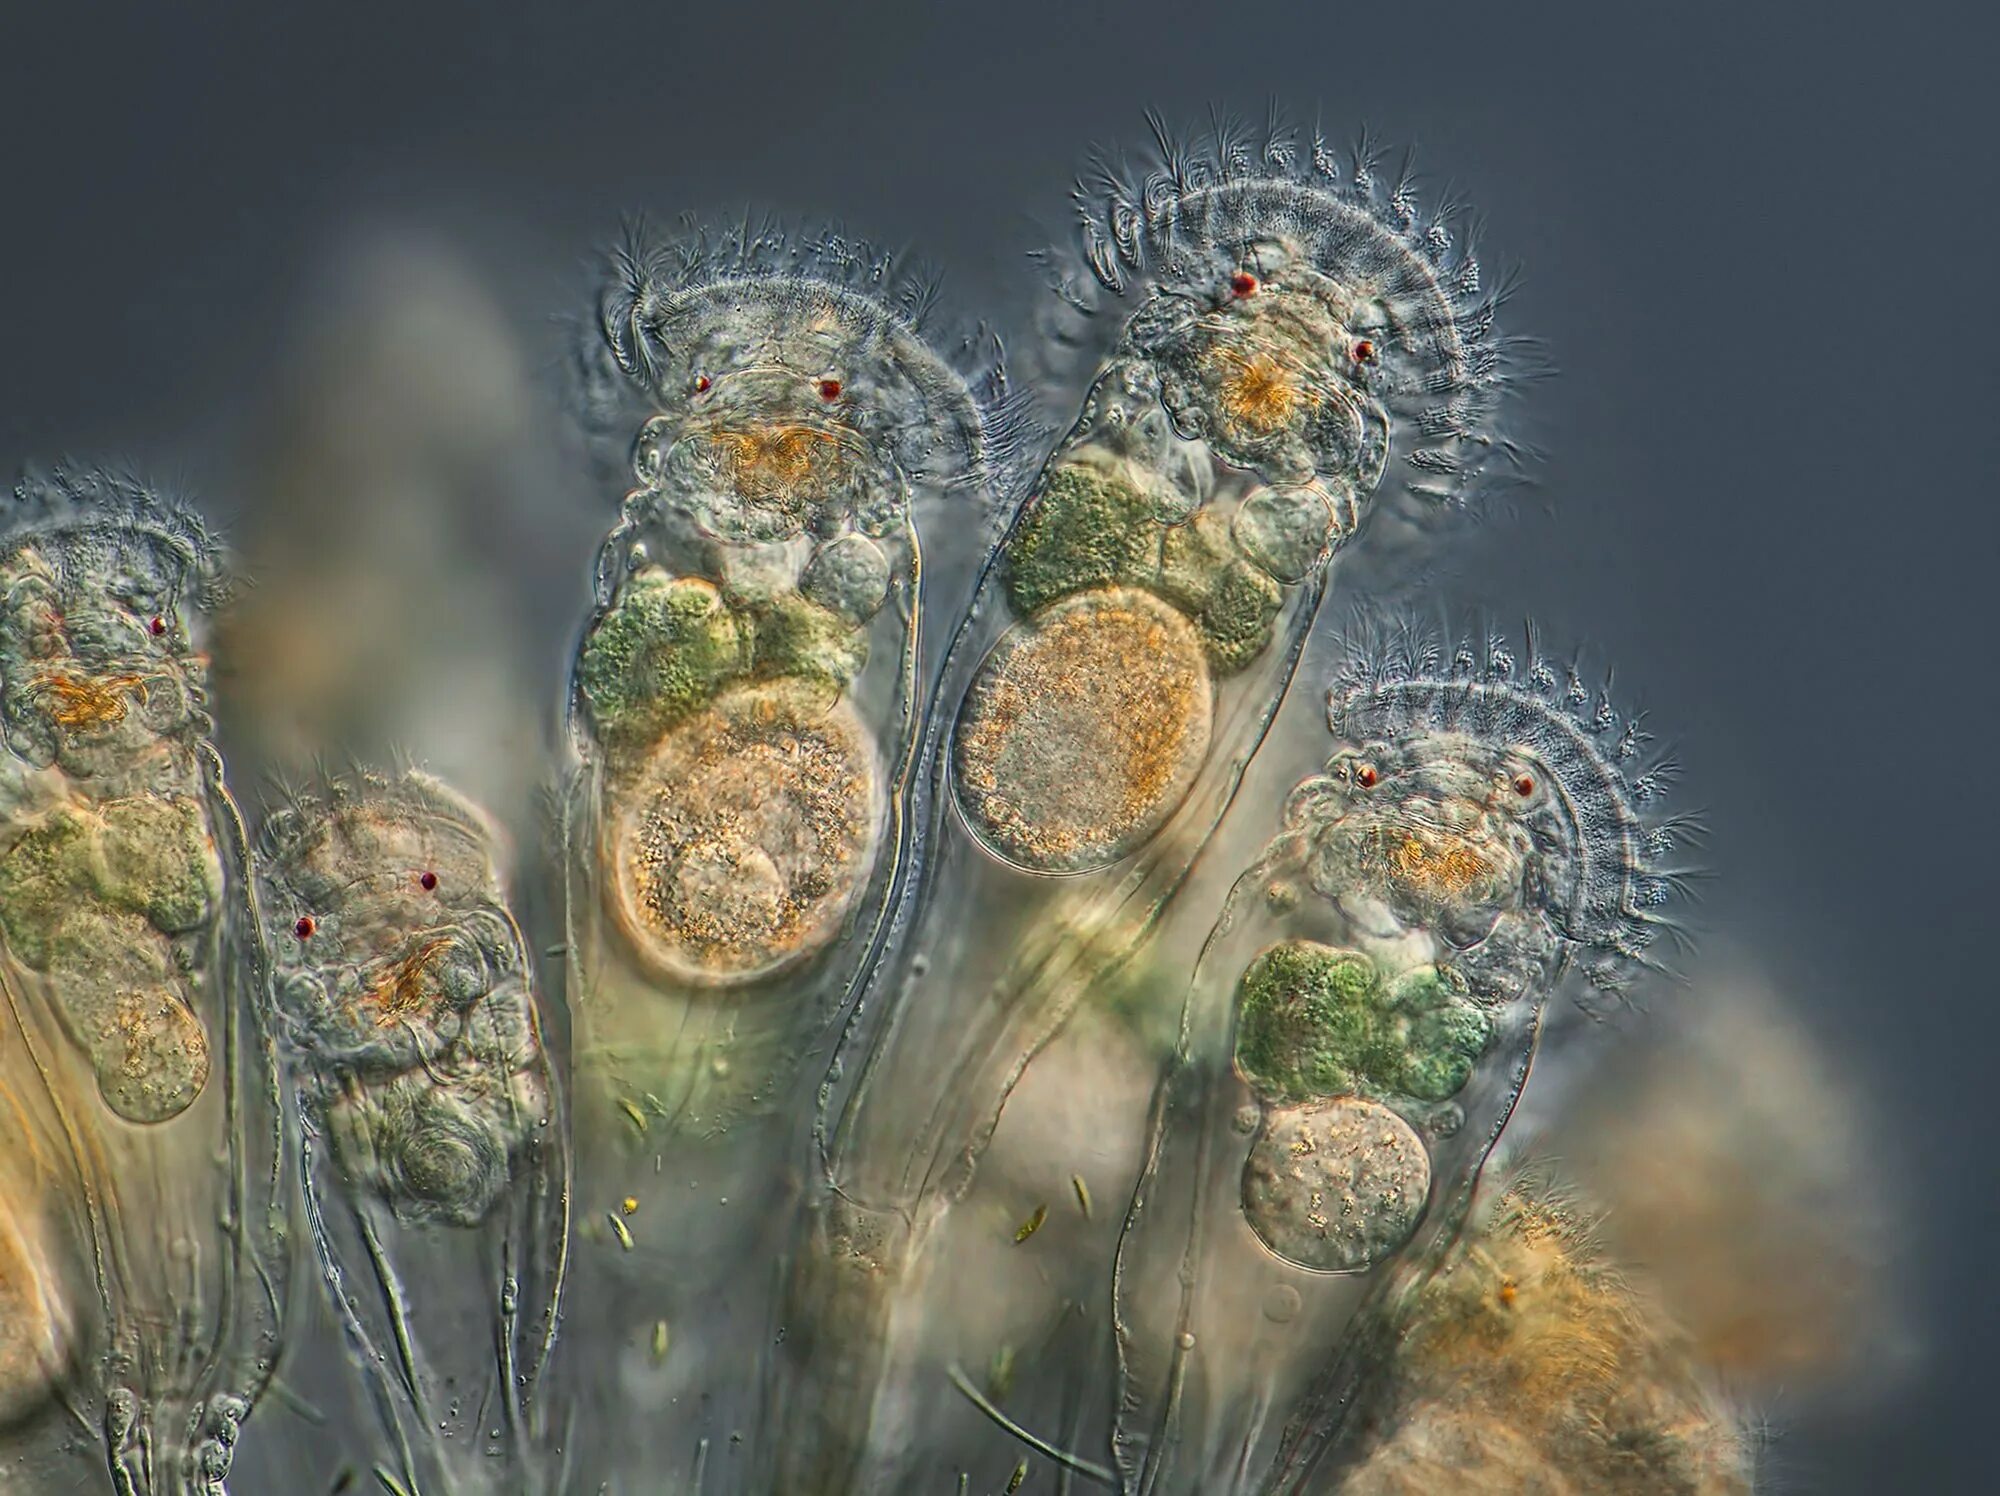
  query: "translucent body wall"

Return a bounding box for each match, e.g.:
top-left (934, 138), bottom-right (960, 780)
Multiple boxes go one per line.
top-left (0, 119), bottom-right (1891, 1496)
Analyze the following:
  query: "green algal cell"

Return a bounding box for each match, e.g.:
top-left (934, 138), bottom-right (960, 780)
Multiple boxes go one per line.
top-left (577, 570), bottom-right (749, 753)
top-left (1385, 966), bottom-right (1491, 1101)
top-left (97, 795), bottom-right (220, 937)
top-left (1154, 509), bottom-right (1232, 614)
top-left (1003, 461), bottom-right (1162, 616)
top-left (1233, 942), bottom-right (1379, 1100)
top-left (0, 796), bottom-right (218, 968)
top-left (1155, 511), bottom-right (1282, 674)
top-left (748, 590), bottom-right (868, 690)
top-left (1232, 942), bottom-right (1491, 1105)
top-left (0, 809), bottom-right (90, 969)
top-left (1197, 558), bottom-right (1282, 674)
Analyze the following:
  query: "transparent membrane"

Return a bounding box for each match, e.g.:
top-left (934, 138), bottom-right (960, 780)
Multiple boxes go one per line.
top-left (778, 128), bottom-right (1512, 1491)
top-left (254, 769), bottom-right (566, 1496)
top-left (0, 121), bottom-right (1901, 1496)
top-left (557, 223), bottom-right (1018, 1492)
top-left (0, 470), bottom-right (286, 1495)
top-left (1106, 625), bottom-right (1692, 1491)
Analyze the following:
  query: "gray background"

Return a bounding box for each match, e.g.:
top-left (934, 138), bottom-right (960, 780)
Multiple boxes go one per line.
top-left (1, 2), bottom-right (1990, 1490)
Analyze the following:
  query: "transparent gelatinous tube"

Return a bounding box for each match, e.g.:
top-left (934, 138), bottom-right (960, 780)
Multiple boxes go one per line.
top-left (558, 220), bottom-right (1021, 1491)
top-left (0, 468), bottom-right (287, 1495)
top-left (1110, 625), bottom-right (1694, 1493)
top-left (784, 121), bottom-right (1514, 1491)
top-left (255, 768), bottom-right (566, 1496)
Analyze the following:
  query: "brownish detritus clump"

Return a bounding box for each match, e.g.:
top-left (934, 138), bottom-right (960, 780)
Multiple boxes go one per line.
top-left (1341, 1178), bottom-right (1754, 1495)
top-left (607, 680), bottom-right (882, 986)
top-left (954, 587), bottom-right (1212, 872)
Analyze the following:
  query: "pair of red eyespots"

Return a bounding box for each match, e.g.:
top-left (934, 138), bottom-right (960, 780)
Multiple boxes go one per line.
top-left (1226, 271), bottom-right (1376, 364)
top-left (1350, 765), bottom-right (1537, 797)
top-left (293, 870), bottom-right (438, 940)
top-left (689, 373), bottom-right (843, 400)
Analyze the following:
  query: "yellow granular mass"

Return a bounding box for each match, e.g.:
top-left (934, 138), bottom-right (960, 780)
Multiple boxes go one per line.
top-left (1216, 349), bottom-right (1315, 435)
top-left (709, 424), bottom-right (846, 507)
top-left (954, 587), bottom-right (1213, 873)
top-left (607, 680), bottom-right (882, 986)
top-left (1377, 827), bottom-right (1494, 901)
top-left (1349, 1181), bottom-right (1754, 1496)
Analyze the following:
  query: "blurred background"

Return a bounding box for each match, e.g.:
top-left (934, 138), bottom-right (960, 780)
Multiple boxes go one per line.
top-left (1, 1), bottom-right (1990, 1488)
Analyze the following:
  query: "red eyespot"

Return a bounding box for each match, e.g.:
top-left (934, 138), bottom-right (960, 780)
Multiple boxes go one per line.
top-left (817, 378), bottom-right (842, 401)
top-left (1229, 271), bottom-right (1259, 298)
top-left (418, 871), bottom-right (438, 892)
top-left (1352, 339), bottom-right (1376, 364)
top-left (693, 373), bottom-right (711, 393)
top-left (294, 916), bottom-right (316, 940)
top-left (148, 615), bottom-right (167, 636)
top-left (1356, 764), bottom-right (1378, 788)
top-left (1513, 773), bottom-right (1535, 796)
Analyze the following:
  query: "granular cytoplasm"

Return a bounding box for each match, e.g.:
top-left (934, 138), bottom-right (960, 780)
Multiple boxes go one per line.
top-left (954, 585), bottom-right (1213, 872)
top-left (787, 116), bottom-right (1518, 1493)
top-left (1240, 1095), bottom-right (1432, 1272)
top-left (256, 767), bottom-right (565, 1493)
top-left (0, 105), bottom-right (1883, 1496)
top-left (1109, 620), bottom-right (1691, 1491)
top-left (560, 216), bottom-right (1020, 1494)
top-left (0, 467), bottom-right (286, 1495)
top-left (607, 679), bottom-right (882, 985)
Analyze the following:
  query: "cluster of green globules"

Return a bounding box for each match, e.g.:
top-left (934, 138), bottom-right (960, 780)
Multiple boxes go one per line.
top-left (576, 567), bottom-right (868, 759)
top-left (0, 796), bottom-right (221, 1127)
top-left (0, 795), bottom-right (218, 967)
top-left (1232, 940), bottom-right (1492, 1107)
top-left (0, 471), bottom-right (290, 1493)
top-left (1002, 460), bottom-right (1281, 674)
top-left (0, 521), bottom-right (229, 1128)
